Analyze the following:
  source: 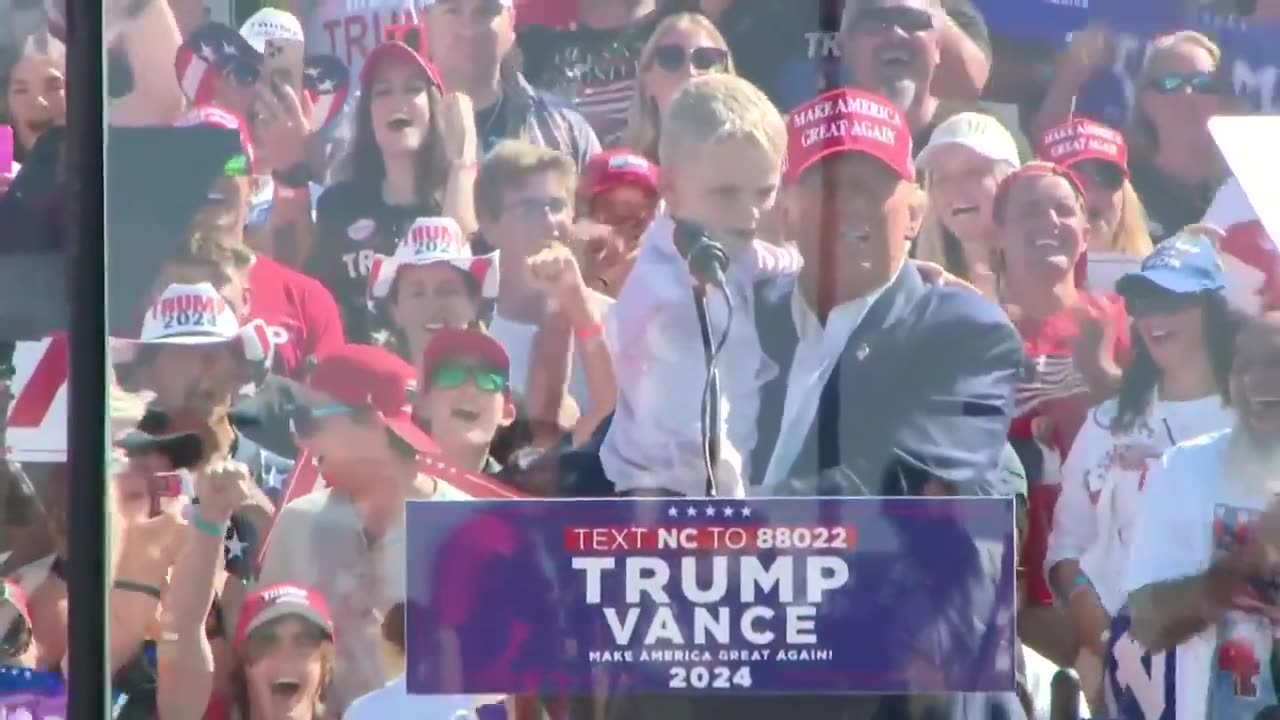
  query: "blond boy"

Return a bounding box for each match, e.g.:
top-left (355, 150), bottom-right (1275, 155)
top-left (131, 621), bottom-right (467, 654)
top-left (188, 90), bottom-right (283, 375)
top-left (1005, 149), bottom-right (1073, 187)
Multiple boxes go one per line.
top-left (600, 74), bottom-right (801, 499)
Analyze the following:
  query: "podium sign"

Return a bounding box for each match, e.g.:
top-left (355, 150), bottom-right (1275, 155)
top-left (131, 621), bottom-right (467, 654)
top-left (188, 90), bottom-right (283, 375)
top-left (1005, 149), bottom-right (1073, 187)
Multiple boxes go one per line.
top-left (405, 497), bottom-right (1016, 696)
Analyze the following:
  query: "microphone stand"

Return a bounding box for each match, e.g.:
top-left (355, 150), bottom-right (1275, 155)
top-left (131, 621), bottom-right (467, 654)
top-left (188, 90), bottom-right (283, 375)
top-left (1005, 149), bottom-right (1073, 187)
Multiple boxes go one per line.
top-left (692, 287), bottom-right (720, 498)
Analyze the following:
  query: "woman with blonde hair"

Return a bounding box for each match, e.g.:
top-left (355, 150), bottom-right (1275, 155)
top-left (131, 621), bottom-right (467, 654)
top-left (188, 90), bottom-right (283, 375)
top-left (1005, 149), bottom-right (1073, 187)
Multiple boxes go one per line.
top-left (1126, 30), bottom-right (1229, 241)
top-left (1036, 117), bottom-right (1153, 291)
top-left (618, 12), bottom-right (734, 161)
top-left (913, 111), bottom-right (1022, 301)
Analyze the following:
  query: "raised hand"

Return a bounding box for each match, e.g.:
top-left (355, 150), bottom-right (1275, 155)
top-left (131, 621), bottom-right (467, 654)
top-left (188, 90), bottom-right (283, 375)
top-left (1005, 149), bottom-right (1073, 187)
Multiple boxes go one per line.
top-left (438, 92), bottom-right (478, 168)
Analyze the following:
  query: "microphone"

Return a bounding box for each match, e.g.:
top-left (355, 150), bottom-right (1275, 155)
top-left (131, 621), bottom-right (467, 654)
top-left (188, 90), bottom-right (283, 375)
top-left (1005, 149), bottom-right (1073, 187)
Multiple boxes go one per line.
top-left (672, 218), bottom-right (729, 290)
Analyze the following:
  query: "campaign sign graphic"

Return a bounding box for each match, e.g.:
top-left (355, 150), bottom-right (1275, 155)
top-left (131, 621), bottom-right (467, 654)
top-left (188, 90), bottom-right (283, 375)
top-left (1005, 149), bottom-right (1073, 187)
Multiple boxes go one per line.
top-left (405, 497), bottom-right (1016, 696)
top-left (0, 666), bottom-right (65, 719)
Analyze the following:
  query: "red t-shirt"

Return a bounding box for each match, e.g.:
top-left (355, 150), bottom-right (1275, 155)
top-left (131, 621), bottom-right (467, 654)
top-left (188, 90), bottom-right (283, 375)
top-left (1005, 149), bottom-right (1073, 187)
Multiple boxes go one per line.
top-left (1012, 292), bottom-right (1131, 605)
top-left (248, 255), bottom-right (345, 380)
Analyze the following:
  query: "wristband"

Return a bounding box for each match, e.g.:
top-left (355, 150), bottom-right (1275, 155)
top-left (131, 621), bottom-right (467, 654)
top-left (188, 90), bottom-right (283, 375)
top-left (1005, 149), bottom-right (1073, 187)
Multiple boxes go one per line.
top-left (112, 579), bottom-right (162, 599)
top-left (272, 163), bottom-right (313, 190)
top-left (1067, 572), bottom-right (1093, 600)
top-left (189, 511), bottom-right (227, 539)
top-left (574, 321), bottom-right (604, 341)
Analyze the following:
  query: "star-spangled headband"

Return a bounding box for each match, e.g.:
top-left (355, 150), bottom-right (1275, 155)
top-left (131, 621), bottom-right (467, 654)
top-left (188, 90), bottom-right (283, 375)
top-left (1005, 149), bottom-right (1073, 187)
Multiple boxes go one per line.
top-left (174, 22), bottom-right (351, 131)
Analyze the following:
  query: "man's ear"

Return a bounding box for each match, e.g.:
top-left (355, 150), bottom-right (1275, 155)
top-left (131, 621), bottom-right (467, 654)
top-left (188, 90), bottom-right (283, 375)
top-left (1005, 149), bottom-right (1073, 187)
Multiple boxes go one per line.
top-left (907, 184), bottom-right (927, 239)
top-left (658, 171), bottom-right (679, 218)
top-left (499, 396), bottom-right (517, 428)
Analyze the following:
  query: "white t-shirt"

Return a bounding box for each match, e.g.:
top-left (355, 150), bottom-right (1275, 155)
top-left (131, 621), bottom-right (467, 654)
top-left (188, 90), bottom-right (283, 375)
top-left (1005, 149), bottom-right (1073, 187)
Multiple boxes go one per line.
top-left (344, 675), bottom-right (504, 720)
top-left (1049, 393), bottom-right (1232, 614)
top-left (489, 295), bottom-right (614, 416)
top-left (1125, 429), bottom-right (1280, 719)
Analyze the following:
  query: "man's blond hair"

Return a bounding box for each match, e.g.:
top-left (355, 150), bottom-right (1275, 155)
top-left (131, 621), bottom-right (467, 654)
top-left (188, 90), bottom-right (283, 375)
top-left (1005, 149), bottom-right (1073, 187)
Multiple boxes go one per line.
top-left (657, 74), bottom-right (787, 172)
top-left (475, 140), bottom-right (578, 220)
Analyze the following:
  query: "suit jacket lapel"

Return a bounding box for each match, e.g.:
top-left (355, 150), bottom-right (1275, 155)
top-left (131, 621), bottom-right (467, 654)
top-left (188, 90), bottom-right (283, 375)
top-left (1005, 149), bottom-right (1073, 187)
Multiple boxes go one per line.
top-left (751, 275), bottom-right (799, 480)
top-left (786, 264), bottom-right (928, 489)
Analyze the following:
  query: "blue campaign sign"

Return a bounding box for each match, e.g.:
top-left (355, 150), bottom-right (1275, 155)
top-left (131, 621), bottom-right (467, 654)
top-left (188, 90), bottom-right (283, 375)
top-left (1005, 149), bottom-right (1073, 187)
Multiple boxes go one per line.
top-left (405, 497), bottom-right (1017, 696)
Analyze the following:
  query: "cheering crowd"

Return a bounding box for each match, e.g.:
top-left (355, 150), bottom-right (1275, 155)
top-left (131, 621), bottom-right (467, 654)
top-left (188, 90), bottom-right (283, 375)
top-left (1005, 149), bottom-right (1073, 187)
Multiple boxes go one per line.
top-left (3, 0), bottom-right (1280, 718)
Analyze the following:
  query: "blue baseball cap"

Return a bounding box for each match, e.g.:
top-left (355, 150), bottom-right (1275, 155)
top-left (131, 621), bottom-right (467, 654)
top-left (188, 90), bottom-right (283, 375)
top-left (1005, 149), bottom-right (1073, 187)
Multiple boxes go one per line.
top-left (1116, 231), bottom-right (1227, 299)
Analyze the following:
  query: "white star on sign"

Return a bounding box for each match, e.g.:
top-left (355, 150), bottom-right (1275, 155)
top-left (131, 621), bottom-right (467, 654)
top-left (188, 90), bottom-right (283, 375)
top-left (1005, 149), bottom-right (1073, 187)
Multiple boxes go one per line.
top-left (741, 506), bottom-right (752, 518)
top-left (685, 506), bottom-right (698, 518)
top-left (222, 41), bottom-right (237, 55)
top-left (315, 78), bottom-right (335, 92)
top-left (198, 43), bottom-right (217, 61)
top-left (667, 506), bottom-right (679, 518)
top-left (721, 506), bottom-right (735, 518)
top-left (225, 533), bottom-right (247, 559)
top-left (305, 66), bottom-right (320, 78)
top-left (704, 506), bottom-right (716, 517)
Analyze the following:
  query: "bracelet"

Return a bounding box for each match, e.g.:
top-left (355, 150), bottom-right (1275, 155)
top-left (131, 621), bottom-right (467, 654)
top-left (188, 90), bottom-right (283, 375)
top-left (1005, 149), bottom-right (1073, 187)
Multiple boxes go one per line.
top-left (189, 512), bottom-right (227, 539)
top-left (1067, 573), bottom-right (1093, 601)
top-left (112, 579), bottom-right (162, 599)
top-left (574, 321), bottom-right (604, 341)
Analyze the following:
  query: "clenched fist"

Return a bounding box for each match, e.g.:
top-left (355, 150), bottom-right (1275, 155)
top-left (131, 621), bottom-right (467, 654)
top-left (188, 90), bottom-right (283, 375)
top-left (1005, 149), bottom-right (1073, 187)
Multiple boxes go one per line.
top-left (194, 460), bottom-right (254, 524)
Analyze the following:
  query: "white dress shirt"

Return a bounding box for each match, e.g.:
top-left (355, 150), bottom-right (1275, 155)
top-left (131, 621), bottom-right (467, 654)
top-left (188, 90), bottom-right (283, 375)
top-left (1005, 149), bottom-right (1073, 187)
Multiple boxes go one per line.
top-left (601, 214), bottom-right (778, 497)
top-left (760, 265), bottom-right (899, 492)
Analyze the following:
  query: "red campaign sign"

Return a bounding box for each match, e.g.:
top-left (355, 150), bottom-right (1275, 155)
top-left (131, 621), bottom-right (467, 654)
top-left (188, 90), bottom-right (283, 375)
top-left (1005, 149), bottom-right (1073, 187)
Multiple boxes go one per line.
top-left (6, 335), bottom-right (69, 462)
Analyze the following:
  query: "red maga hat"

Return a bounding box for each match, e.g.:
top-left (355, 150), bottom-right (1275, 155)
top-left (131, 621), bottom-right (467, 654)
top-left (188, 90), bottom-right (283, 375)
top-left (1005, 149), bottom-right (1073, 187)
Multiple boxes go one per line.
top-left (784, 87), bottom-right (914, 184)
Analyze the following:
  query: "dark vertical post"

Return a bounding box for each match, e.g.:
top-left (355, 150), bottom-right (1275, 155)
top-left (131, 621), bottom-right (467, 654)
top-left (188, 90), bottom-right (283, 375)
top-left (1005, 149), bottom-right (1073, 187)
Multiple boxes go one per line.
top-left (66, 0), bottom-right (108, 712)
top-left (816, 0), bottom-right (842, 323)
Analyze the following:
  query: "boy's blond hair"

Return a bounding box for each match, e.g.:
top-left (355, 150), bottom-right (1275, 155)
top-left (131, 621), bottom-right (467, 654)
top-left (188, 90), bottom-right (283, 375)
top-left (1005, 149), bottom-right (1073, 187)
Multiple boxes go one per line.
top-left (474, 140), bottom-right (578, 220)
top-left (657, 74), bottom-right (787, 173)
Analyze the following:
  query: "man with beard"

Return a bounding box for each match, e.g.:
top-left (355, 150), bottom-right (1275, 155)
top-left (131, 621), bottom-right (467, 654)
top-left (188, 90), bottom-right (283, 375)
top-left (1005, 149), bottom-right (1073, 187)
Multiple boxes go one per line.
top-left (1125, 311), bottom-right (1280, 719)
top-left (838, 0), bottom-right (990, 152)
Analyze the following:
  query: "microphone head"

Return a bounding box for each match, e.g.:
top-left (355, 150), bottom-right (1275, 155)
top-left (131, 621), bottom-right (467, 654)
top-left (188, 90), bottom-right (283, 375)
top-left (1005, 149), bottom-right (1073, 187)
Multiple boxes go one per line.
top-left (672, 218), bottom-right (711, 259)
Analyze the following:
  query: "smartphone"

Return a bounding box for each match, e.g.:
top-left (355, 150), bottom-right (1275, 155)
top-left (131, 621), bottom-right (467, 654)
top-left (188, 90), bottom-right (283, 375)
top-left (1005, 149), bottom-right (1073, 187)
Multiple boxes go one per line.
top-left (0, 126), bottom-right (13, 176)
top-left (263, 37), bottom-right (305, 99)
top-left (146, 470), bottom-right (188, 518)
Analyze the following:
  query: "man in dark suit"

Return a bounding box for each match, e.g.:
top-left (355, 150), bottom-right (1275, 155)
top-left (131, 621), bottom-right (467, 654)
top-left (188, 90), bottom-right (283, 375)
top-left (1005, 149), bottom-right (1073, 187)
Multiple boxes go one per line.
top-left (753, 85), bottom-right (1023, 500)
top-left (736, 86), bottom-right (1026, 720)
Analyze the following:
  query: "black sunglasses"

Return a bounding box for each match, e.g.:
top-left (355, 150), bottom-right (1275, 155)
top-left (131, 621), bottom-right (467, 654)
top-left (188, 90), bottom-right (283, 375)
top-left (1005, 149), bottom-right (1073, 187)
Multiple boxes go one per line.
top-left (223, 56), bottom-right (261, 87)
top-left (850, 5), bottom-right (935, 35)
top-left (652, 44), bottom-right (729, 73)
top-left (1148, 71), bottom-right (1217, 95)
top-left (289, 403), bottom-right (357, 438)
top-left (1125, 289), bottom-right (1204, 317)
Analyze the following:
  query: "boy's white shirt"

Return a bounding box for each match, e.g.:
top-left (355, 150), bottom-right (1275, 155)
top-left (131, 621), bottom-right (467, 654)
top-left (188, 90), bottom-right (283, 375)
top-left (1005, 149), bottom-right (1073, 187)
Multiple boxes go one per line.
top-left (600, 213), bottom-right (793, 497)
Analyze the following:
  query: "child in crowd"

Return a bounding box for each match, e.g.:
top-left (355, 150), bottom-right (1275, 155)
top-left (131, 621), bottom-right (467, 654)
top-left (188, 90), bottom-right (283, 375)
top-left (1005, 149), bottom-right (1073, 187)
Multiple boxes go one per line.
top-left (575, 149), bottom-right (661, 297)
top-left (412, 327), bottom-right (516, 475)
top-left (600, 73), bottom-right (802, 499)
top-left (367, 216), bottom-right (500, 378)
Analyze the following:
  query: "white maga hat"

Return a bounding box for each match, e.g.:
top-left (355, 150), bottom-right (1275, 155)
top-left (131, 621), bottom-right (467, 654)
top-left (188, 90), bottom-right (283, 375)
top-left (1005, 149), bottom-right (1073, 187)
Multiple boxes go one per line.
top-left (367, 216), bottom-right (500, 301)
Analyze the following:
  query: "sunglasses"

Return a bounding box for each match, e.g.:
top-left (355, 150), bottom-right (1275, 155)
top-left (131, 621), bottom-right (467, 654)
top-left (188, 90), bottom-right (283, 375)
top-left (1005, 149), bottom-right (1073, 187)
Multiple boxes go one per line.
top-left (223, 153), bottom-right (250, 178)
top-left (222, 57), bottom-right (261, 87)
top-left (1071, 159), bottom-right (1125, 192)
top-left (1148, 71), bottom-right (1217, 95)
top-left (850, 5), bottom-right (935, 34)
top-left (505, 195), bottom-right (570, 220)
top-left (651, 44), bottom-right (729, 73)
top-left (430, 361), bottom-right (507, 393)
top-left (1125, 289), bottom-right (1203, 318)
top-left (289, 403), bottom-right (356, 437)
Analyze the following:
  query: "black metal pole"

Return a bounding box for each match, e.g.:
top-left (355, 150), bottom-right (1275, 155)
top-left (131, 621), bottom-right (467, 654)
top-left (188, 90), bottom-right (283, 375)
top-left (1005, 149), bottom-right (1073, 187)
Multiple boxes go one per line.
top-left (66, 0), bottom-right (108, 712)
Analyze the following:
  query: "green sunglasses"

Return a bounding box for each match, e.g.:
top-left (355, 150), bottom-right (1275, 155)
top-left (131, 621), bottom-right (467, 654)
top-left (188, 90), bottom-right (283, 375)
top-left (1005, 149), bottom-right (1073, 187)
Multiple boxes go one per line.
top-left (223, 153), bottom-right (251, 178)
top-left (430, 361), bottom-right (507, 393)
